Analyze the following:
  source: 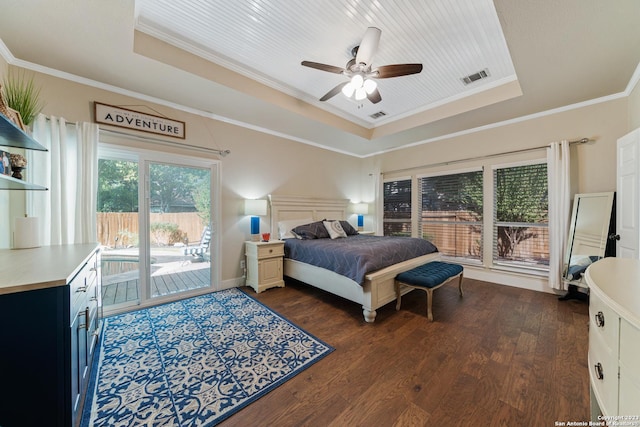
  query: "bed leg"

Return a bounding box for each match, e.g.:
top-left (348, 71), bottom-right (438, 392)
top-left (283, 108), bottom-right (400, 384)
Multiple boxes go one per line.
top-left (458, 273), bottom-right (464, 297)
top-left (362, 308), bottom-right (377, 323)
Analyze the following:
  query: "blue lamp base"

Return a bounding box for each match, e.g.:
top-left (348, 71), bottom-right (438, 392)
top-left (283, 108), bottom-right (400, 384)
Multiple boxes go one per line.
top-left (250, 216), bottom-right (260, 241)
top-left (357, 214), bottom-right (364, 231)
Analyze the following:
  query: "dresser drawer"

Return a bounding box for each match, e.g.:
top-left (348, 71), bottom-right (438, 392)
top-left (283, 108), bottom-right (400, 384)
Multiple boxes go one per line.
top-left (589, 344), bottom-right (618, 416)
top-left (589, 293), bottom-right (620, 355)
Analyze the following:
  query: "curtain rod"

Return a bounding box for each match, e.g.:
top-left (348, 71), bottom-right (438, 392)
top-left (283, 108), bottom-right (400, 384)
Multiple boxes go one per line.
top-left (381, 137), bottom-right (590, 176)
top-left (43, 116), bottom-right (231, 157)
top-left (99, 128), bottom-right (231, 157)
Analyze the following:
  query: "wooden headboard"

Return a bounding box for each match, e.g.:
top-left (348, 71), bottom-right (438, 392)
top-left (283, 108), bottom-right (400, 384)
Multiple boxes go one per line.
top-left (269, 195), bottom-right (350, 235)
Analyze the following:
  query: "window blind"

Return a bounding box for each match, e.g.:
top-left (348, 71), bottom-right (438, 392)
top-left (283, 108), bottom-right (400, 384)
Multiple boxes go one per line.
top-left (383, 178), bottom-right (412, 236)
top-left (418, 170), bottom-right (483, 261)
top-left (493, 163), bottom-right (549, 269)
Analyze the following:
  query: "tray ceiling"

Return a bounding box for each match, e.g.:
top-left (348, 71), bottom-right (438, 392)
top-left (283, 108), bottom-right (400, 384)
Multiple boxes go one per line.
top-left (1, 0), bottom-right (639, 157)
top-left (134, 0), bottom-right (518, 128)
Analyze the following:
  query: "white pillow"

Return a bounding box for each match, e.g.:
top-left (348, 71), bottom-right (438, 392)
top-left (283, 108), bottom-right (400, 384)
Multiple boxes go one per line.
top-left (278, 217), bottom-right (314, 239)
top-left (323, 220), bottom-right (347, 239)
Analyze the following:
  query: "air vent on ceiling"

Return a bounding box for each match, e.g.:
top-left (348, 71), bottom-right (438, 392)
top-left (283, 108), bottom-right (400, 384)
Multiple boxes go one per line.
top-left (461, 68), bottom-right (490, 85)
top-left (370, 111), bottom-right (387, 119)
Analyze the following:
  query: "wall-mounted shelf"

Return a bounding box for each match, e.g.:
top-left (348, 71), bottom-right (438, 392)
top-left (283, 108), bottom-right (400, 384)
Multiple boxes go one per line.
top-left (0, 174), bottom-right (48, 190)
top-left (0, 114), bottom-right (47, 151)
top-left (0, 113), bottom-right (48, 190)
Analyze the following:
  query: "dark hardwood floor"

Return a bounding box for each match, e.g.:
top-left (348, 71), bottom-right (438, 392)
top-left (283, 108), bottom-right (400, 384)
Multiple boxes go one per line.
top-left (220, 277), bottom-right (590, 427)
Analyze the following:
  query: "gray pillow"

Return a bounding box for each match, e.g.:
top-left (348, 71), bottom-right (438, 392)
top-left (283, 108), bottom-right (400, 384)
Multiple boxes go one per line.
top-left (291, 221), bottom-right (330, 239)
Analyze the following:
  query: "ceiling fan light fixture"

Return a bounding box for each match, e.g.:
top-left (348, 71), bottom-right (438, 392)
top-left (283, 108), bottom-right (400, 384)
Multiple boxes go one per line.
top-left (342, 82), bottom-right (355, 97)
top-left (302, 27), bottom-right (422, 105)
top-left (363, 79), bottom-right (377, 94)
top-left (351, 74), bottom-right (364, 89)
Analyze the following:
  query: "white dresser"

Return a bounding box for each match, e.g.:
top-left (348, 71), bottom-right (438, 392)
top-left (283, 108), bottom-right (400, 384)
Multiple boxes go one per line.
top-left (585, 258), bottom-right (640, 421)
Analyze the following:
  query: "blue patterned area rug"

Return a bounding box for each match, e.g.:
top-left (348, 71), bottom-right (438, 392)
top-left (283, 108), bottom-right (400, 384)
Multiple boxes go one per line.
top-left (81, 288), bottom-right (334, 426)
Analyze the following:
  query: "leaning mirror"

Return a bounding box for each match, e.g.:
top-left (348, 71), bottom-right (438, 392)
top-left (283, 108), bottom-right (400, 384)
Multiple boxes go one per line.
top-left (561, 192), bottom-right (615, 299)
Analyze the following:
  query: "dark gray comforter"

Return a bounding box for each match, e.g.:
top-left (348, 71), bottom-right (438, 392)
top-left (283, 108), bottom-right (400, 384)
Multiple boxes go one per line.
top-left (284, 234), bottom-right (438, 285)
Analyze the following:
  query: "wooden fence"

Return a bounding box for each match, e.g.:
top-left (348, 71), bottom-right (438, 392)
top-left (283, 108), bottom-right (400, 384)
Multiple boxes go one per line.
top-left (386, 210), bottom-right (549, 263)
top-left (97, 212), bottom-right (206, 248)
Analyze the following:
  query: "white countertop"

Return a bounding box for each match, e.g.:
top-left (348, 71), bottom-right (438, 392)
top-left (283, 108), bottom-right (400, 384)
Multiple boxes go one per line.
top-left (0, 243), bottom-right (99, 295)
top-left (585, 257), bottom-right (640, 330)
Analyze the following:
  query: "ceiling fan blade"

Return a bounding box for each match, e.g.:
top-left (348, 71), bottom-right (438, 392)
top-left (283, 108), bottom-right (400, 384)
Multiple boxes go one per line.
top-left (367, 88), bottom-right (382, 104)
top-left (301, 61), bottom-right (345, 74)
top-left (355, 27), bottom-right (381, 66)
top-left (375, 63), bottom-right (423, 78)
top-left (319, 82), bottom-right (348, 101)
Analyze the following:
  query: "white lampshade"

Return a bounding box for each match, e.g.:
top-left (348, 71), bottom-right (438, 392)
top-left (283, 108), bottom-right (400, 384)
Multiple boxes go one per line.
top-left (363, 79), bottom-right (377, 94)
top-left (352, 203), bottom-right (369, 215)
top-left (355, 88), bottom-right (367, 100)
top-left (342, 82), bottom-right (355, 97)
top-left (244, 199), bottom-right (268, 216)
top-left (351, 74), bottom-right (364, 88)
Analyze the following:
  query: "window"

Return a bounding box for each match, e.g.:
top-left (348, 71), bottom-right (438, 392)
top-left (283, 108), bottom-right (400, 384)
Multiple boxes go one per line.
top-left (493, 162), bottom-right (549, 269)
top-left (419, 170), bottom-right (483, 261)
top-left (383, 178), bottom-right (411, 236)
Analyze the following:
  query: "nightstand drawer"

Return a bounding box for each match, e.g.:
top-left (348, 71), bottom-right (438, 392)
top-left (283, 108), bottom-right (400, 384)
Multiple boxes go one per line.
top-left (257, 244), bottom-right (284, 259)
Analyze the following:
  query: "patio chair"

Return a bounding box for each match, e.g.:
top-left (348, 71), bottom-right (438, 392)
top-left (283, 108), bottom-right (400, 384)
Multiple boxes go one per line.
top-left (182, 226), bottom-right (211, 262)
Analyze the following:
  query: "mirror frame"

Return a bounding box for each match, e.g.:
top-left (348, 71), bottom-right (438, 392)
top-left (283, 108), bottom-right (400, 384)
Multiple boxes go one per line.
top-left (562, 191), bottom-right (615, 287)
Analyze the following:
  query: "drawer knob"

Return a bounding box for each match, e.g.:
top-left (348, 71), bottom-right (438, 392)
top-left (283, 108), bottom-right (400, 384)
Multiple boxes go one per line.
top-left (269, 249), bottom-right (273, 253)
top-left (76, 286), bottom-right (87, 293)
top-left (594, 362), bottom-right (604, 380)
top-left (595, 311), bottom-right (605, 327)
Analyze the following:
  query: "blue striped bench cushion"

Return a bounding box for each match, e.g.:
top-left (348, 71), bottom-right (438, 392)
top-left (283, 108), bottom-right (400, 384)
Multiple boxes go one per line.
top-left (396, 261), bottom-right (463, 289)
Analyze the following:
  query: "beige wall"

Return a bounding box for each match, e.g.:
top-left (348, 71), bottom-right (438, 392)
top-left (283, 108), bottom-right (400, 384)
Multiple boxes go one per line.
top-left (1, 62), bottom-right (638, 287)
top-left (375, 99), bottom-right (628, 195)
top-left (1, 69), bottom-right (363, 284)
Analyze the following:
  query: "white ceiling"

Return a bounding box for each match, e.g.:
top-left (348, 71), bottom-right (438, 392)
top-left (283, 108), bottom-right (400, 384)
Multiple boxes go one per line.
top-left (135, 0), bottom-right (517, 127)
top-left (1, 0), bottom-right (639, 157)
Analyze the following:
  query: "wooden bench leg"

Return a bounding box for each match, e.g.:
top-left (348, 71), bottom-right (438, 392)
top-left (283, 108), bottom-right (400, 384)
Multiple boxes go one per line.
top-left (396, 266), bottom-right (464, 321)
top-left (426, 288), bottom-right (434, 321)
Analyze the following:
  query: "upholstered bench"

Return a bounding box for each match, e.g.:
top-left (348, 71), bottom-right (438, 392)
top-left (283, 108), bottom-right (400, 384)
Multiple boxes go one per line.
top-left (395, 261), bottom-right (464, 321)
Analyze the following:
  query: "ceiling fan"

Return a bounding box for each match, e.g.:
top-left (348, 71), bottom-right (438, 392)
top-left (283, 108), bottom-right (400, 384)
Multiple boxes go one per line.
top-left (301, 27), bottom-right (423, 104)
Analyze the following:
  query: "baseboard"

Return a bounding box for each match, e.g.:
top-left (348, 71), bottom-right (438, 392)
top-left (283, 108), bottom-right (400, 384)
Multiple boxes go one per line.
top-left (462, 265), bottom-right (561, 295)
top-left (218, 277), bottom-right (244, 291)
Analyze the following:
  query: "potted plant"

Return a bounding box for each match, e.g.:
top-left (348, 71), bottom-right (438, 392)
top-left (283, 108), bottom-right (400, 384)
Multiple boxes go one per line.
top-left (1, 71), bottom-right (44, 128)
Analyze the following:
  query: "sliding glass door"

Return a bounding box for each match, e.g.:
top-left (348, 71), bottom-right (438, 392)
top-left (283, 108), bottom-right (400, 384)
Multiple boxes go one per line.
top-left (146, 161), bottom-right (211, 299)
top-left (98, 145), bottom-right (218, 314)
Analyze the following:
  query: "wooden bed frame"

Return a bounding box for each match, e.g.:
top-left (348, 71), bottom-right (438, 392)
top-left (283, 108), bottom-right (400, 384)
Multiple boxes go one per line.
top-left (270, 195), bottom-right (440, 322)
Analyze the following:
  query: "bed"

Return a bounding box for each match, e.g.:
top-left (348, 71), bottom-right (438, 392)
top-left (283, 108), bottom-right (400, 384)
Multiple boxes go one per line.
top-left (270, 195), bottom-right (441, 322)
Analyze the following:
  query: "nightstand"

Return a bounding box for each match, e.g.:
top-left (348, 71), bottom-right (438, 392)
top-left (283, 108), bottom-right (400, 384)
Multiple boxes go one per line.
top-left (245, 240), bottom-right (285, 293)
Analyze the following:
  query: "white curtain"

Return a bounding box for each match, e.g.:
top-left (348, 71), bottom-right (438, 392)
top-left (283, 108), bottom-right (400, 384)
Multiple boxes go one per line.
top-left (375, 172), bottom-right (384, 235)
top-left (27, 115), bottom-right (99, 245)
top-left (547, 140), bottom-right (571, 290)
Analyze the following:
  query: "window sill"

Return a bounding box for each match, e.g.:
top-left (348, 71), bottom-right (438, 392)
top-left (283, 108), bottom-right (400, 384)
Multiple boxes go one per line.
top-left (440, 257), bottom-right (549, 278)
top-left (490, 263), bottom-right (549, 278)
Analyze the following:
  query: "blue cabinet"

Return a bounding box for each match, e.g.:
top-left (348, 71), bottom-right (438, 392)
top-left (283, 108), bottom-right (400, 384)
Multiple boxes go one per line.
top-left (0, 246), bottom-right (101, 426)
